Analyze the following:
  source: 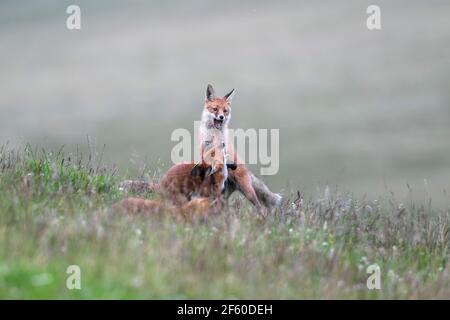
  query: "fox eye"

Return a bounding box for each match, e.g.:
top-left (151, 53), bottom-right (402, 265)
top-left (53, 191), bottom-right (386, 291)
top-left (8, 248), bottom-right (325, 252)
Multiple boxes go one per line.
top-left (224, 109), bottom-right (228, 114)
top-left (213, 107), bottom-right (218, 112)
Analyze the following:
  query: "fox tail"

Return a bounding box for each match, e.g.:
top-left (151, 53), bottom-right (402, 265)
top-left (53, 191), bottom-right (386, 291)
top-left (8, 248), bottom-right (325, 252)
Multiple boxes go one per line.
top-left (250, 173), bottom-right (283, 208)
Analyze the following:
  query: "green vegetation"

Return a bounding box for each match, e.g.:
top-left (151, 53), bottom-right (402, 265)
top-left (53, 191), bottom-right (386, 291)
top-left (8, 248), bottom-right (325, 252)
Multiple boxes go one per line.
top-left (0, 145), bottom-right (449, 299)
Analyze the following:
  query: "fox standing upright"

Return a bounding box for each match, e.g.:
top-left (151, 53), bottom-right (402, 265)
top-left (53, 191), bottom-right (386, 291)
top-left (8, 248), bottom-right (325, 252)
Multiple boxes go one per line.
top-left (198, 84), bottom-right (282, 210)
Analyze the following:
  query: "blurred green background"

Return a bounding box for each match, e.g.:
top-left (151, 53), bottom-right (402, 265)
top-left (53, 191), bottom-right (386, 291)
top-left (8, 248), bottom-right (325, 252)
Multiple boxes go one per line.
top-left (1, 0), bottom-right (449, 204)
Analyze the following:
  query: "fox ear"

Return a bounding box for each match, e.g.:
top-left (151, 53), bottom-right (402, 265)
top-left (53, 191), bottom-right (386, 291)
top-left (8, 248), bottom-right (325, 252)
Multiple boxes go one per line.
top-left (191, 164), bottom-right (205, 177)
top-left (206, 84), bottom-right (216, 101)
top-left (226, 162), bottom-right (237, 170)
top-left (224, 89), bottom-right (235, 102)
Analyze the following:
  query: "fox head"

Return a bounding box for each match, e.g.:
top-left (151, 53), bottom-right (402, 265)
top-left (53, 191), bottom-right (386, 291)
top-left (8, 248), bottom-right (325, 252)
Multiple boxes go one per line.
top-left (202, 84), bottom-right (235, 130)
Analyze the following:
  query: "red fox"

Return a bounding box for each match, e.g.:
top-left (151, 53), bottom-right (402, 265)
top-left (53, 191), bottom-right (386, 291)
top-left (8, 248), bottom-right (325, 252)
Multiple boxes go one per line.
top-left (118, 85), bottom-right (282, 212)
top-left (200, 84), bottom-right (282, 210)
top-left (158, 135), bottom-right (236, 204)
top-left (112, 197), bottom-right (212, 221)
top-left (115, 135), bottom-right (236, 218)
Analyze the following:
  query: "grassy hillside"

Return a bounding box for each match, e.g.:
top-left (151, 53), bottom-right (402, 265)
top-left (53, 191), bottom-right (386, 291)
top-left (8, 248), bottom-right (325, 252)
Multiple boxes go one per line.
top-left (1, 1), bottom-right (450, 204)
top-left (0, 146), bottom-right (449, 299)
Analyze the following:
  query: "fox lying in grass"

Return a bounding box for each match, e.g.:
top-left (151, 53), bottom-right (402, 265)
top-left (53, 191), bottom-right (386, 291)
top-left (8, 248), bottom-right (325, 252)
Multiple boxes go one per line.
top-left (112, 196), bottom-right (212, 221)
top-left (115, 136), bottom-right (236, 218)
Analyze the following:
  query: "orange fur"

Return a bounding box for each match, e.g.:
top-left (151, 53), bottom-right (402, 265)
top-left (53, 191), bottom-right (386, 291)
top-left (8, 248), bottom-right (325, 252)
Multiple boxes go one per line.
top-left (113, 197), bottom-right (213, 221)
top-left (114, 137), bottom-right (231, 220)
top-left (159, 136), bottom-right (230, 204)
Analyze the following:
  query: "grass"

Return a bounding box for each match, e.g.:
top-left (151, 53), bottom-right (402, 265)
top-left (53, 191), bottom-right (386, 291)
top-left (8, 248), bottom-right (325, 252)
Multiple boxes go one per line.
top-left (0, 145), bottom-right (449, 299)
